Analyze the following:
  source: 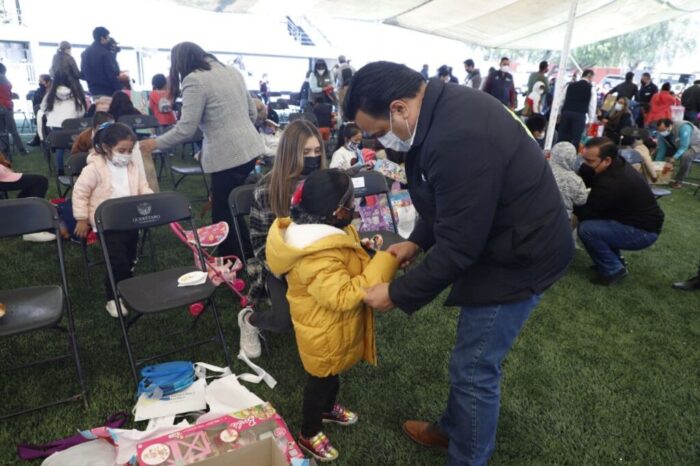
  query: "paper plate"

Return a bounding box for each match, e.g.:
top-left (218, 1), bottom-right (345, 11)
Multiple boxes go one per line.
top-left (177, 271), bottom-right (208, 286)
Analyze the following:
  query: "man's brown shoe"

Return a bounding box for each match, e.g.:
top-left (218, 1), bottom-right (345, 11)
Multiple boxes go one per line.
top-left (401, 420), bottom-right (449, 449)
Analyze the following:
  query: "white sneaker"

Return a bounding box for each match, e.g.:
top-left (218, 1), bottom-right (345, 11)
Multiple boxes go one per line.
top-left (105, 299), bottom-right (128, 318)
top-left (238, 307), bottom-right (261, 359)
top-left (22, 232), bottom-right (56, 242)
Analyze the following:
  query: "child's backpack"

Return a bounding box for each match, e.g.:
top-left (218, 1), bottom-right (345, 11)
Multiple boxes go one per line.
top-left (157, 96), bottom-right (172, 114)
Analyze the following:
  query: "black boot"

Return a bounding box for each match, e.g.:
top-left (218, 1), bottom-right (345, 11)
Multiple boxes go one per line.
top-left (672, 275), bottom-right (700, 291)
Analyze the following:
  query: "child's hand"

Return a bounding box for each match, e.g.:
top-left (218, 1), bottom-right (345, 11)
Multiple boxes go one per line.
top-left (74, 220), bottom-right (90, 239)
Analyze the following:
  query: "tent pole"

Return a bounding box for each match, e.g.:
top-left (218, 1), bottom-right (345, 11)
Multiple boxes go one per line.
top-left (545, 0), bottom-right (580, 152)
top-left (569, 53), bottom-right (583, 74)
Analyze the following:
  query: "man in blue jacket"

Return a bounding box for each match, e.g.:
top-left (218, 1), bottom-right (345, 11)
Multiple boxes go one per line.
top-left (346, 61), bottom-right (573, 466)
top-left (81, 26), bottom-right (121, 98)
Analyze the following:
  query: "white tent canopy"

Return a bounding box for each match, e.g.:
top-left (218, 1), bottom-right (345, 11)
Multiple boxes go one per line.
top-left (177, 0), bottom-right (700, 49)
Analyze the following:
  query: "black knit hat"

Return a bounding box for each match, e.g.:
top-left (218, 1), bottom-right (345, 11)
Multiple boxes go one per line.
top-left (292, 169), bottom-right (353, 222)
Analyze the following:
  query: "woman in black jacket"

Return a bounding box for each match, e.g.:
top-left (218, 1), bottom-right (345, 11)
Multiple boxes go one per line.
top-left (603, 97), bottom-right (634, 144)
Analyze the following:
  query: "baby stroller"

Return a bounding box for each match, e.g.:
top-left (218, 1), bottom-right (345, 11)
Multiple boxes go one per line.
top-left (170, 221), bottom-right (249, 316)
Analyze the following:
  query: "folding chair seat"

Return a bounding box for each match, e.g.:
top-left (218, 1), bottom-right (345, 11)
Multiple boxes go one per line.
top-left (95, 192), bottom-right (231, 384)
top-left (46, 128), bottom-right (80, 191)
top-left (0, 198), bottom-right (87, 419)
top-left (352, 171), bottom-right (405, 249)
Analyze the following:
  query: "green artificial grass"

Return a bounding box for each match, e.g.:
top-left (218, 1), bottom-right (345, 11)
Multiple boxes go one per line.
top-left (1, 143), bottom-right (699, 466)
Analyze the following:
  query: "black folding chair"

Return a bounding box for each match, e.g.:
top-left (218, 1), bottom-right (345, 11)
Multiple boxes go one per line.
top-left (95, 192), bottom-right (232, 384)
top-left (46, 129), bottom-right (80, 192)
top-left (165, 129), bottom-right (208, 200)
top-left (118, 114), bottom-right (169, 181)
top-left (58, 151), bottom-right (89, 198)
top-left (61, 117), bottom-right (92, 131)
top-left (0, 198), bottom-right (88, 419)
top-left (228, 184), bottom-right (256, 268)
top-left (352, 171), bottom-right (404, 248)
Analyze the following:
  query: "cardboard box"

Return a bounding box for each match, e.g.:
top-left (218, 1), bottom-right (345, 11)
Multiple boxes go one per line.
top-left (193, 438), bottom-right (288, 466)
top-left (136, 403), bottom-right (306, 466)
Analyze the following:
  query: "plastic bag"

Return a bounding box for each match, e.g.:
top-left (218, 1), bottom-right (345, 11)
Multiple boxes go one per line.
top-left (41, 440), bottom-right (117, 466)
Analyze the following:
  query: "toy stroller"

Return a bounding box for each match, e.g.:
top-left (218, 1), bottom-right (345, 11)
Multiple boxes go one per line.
top-left (170, 221), bottom-right (249, 315)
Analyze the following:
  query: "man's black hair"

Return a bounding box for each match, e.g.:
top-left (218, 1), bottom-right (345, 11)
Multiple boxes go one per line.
top-left (625, 71), bottom-right (634, 81)
top-left (582, 69), bottom-right (594, 79)
top-left (525, 114), bottom-right (547, 133)
top-left (539, 60), bottom-right (548, 72)
top-left (151, 73), bottom-right (167, 90)
top-left (437, 65), bottom-right (450, 77)
top-left (642, 72), bottom-right (651, 78)
top-left (93, 26), bottom-right (110, 42)
top-left (585, 136), bottom-right (617, 160)
top-left (500, 57), bottom-right (509, 64)
top-left (343, 61), bottom-right (424, 121)
top-left (464, 59), bottom-right (475, 67)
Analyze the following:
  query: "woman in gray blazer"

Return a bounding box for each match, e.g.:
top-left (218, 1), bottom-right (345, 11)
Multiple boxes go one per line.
top-left (141, 42), bottom-right (264, 256)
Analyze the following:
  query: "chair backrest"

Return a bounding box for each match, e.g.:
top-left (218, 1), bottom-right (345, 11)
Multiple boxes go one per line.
top-left (229, 184), bottom-right (255, 217)
top-left (0, 198), bottom-right (58, 237)
top-left (95, 192), bottom-right (192, 233)
top-left (65, 152), bottom-right (89, 177)
top-left (48, 129), bottom-right (80, 150)
top-left (119, 114), bottom-right (160, 130)
top-left (351, 171), bottom-right (390, 197)
top-left (61, 117), bottom-right (92, 130)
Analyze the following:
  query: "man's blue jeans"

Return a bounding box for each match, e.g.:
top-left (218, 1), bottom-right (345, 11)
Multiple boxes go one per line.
top-left (578, 219), bottom-right (658, 276)
top-left (439, 294), bottom-right (541, 466)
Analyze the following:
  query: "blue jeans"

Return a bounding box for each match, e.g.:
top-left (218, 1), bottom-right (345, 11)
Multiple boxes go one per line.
top-left (578, 219), bottom-right (658, 276)
top-left (439, 294), bottom-right (541, 466)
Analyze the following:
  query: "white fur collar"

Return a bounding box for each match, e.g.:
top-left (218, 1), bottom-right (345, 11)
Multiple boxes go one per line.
top-left (284, 223), bottom-right (346, 249)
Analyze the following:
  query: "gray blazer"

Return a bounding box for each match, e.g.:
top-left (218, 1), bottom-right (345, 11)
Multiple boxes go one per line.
top-left (156, 59), bottom-right (264, 174)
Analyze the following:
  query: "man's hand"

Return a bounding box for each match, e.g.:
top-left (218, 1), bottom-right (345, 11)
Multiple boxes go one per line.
top-left (363, 283), bottom-right (394, 312)
top-left (387, 241), bottom-right (420, 268)
top-left (140, 138), bottom-right (157, 154)
top-left (74, 220), bottom-right (90, 239)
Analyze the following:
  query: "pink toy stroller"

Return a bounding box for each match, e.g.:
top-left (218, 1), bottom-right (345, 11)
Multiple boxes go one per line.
top-left (170, 221), bottom-right (249, 315)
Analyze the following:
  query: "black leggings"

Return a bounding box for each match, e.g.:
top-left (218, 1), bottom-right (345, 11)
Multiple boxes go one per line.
top-left (301, 374), bottom-right (339, 437)
top-left (210, 159), bottom-right (256, 257)
top-left (0, 174), bottom-right (48, 198)
top-left (102, 230), bottom-right (139, 300)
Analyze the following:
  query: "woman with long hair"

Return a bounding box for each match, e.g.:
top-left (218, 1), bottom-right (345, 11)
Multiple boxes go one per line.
top-left (108, 90), bottom-right (141, 121)
top-left (237, 119), bottom-right (326, 358)
top-left (50, 41), bottom-right (82, 88)
top-left (40, 70), bottom-right (87, 175)
top-left (603, 96), bottom-right (633, 143)
top-left (140, 41), bottom-right (265, 257)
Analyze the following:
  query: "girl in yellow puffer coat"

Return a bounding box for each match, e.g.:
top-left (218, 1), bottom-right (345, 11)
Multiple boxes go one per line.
top-left (266, 169), bottom-right (398, 462)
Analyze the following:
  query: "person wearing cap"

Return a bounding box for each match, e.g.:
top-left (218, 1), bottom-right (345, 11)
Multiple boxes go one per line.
top-left (81, 26), bottom-right (122, 98)
top-left (344, 61), bottom-right (573, 466)
top-left (260, 118), bottom-right (281, 155)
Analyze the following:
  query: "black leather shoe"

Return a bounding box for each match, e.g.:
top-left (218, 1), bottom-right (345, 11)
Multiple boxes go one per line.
top-left (672, 276), bottom-right (700, 291)
top-left (590, 256), bottom-right (627, 271)
top-left (592, 268), bottom-right (628, 286)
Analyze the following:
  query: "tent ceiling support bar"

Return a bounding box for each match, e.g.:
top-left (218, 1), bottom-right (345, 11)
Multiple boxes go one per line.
top-left (545, 0), bottom-right (580, 152)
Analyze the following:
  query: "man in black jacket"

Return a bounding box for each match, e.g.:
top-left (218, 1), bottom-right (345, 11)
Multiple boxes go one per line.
top-left (344, 61), bottom-right (573, 466)
top-left (634, 72), bottom-right (658, 126)
top-left (80, 26), bottom-right (121, 98)
top-left (559, 69), bottom-right (597, 149)
top-left (681, 79), bottom-right (700, 123)
top-left (608, 71), bottom-right (638, 100)
top-left (575, 137), bottom-right (664, 286)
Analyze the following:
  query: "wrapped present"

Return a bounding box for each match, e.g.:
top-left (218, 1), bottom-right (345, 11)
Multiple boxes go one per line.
top-left (136, 403), bottom-right (304, 466)
top-left (373, 158), bottom-right (407, 184)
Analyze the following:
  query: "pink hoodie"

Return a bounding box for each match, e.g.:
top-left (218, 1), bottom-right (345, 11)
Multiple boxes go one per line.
top-left (72, 152), bottom-right (153, 227)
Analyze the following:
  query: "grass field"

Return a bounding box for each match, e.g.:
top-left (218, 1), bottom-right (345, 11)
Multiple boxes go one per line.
top-left (0, 142), bottom-right (698, 466)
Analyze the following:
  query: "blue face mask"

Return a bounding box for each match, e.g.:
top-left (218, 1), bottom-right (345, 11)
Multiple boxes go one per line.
top-left (378, 111), bottom-right (415, 152)
top-left (659, 130), bottom-right (670, 137)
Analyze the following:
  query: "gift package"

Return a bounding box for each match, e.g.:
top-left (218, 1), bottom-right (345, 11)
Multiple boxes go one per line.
top-left (136, 403), bottom-right (305, 466)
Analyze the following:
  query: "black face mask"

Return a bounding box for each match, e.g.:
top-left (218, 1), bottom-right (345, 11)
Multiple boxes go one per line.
top-left (578, 163), bottom-right (596, 187)
top-left (301, 156), bottom-right (321, 176)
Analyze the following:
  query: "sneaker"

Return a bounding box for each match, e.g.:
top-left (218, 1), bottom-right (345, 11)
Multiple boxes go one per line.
top-left (237, 307), bottom-right (261, 358)
top-left (672, 276), bottom-right (700, 291)
top-left (22, 232), bottom-right (56, 242)
top-left (105, 299), bottom-right (128, 318)
top-left (298, 431), bottom-right (339, 462)
top-left (322, 404), bottom-right (358, 426)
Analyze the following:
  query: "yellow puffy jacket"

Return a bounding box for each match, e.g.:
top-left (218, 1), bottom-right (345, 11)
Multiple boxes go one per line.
top-left (266, 218), bottom-right (398, 378)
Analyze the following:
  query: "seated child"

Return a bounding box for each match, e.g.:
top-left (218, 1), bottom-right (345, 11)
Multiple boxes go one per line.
top-left (148, 73), bottom-right (177, 127)
top-left (72, 123), bottom-right (153, 318)
top-left (549, 141), bottom-right (589, 221)
top-left (266, 169), bottom-right (398, 462)
top-left (330, 123), bottom-right (374, 173)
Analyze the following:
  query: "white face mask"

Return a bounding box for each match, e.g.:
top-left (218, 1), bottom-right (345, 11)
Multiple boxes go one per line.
top-left (659, 130), bottom-right (671, 137)
top-left (614, 103), bottom-right (623, 111)
top-left (378, 110), bottom-right (416, 153)
top-left (110, 154), bottom-right (132, 167)
top-left (501, 65), bottom-right (510, 73)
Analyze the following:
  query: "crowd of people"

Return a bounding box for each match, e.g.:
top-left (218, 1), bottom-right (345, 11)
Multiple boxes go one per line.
top-left (3, 30), bottom-right (700, 466)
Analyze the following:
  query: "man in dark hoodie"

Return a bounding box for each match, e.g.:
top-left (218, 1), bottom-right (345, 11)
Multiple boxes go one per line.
top-left (80, 26), bottom-right (121, 98)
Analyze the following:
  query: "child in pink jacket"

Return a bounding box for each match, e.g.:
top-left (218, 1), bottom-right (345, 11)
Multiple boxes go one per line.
top-left (72, 122), bottom-right (153, 318)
